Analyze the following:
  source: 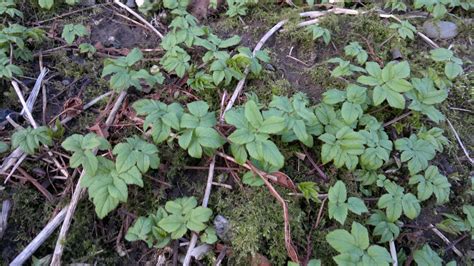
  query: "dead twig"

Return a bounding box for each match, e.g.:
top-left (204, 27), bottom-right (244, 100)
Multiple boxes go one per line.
top-left (389, 240), bottom-right (398, 266)
top-left (304, 197), bottom-right (327, 264)
top-left (221, 19), bottom-right (288, 120)
top-left (33, 3), bottom-right (110, 25)
top-left (10, 81), bottom-right (69, 179)
top-left (10, 208), bottom-right (67, 265)
top-left (301, 145), bottom-right (328, 181)
top-left (429, 224), bottom-right (463, 257)
top-left (0, 200), bottom-right (11, 239)
top-left (17, 167), bottom-right (54, 202)
top-left (183, 156), bottom-right (216, 265)
top-left (112, 0), bottom-right (164, 39)
top-left (383, 111), bottom-right (412, 128)
top-left (446, 118), bottom-right (473, 165)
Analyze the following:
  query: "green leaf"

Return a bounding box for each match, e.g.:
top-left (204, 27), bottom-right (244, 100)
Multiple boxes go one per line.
top-left (395, 135), bottom-right (436, 175)
top-left (341, 102), bottom-right (362, 124)
top-left (12, 126), bottom-right (52, 155)
top-left (326, 229), bottom-right (358, 253)
top-left (401, 193), bottom-right (421, 219)
top-left (61, 24), bottom-right (88, 45)
top-left (200, 227), bottom-right (218, 244)
top-left (323, 89), bottom-right (346, 105)
top-left (347, 197), bottom-right (368, 215)
top-left (430, 48), bottom-right (453, 62)
top-left (187, 101), bottom-right (209, 117)
top-left (413, 244), bottom-right (443, 266)
top-left (409, 165), bottom-right (450, 204)
top-left (158, 214), bottom-right (186, 233)
top-left (244, 100), bottom-right (263, 128)
top-left (242, 171), bottom-right (264, 186)
top-left (38, 0), bottom-right (54, 9)
top-left (328, 181), bottom-right (347, 203)
top-left (218, 35), bottom-right (241, 48)
top-left (366, 245), bottom-right (392, 265)
top-left (445, 61), bottom-right (463, 79)
top-left (195, 127), bottom-right (224, 149)
top-left (0, 141), bottom-right (9, 153)
top-left (261, 140), bottom-right (284, 168)
top-left (351, 222), bottom-right (370, 250)
top-left (259, 116), bottom-right (286, 134)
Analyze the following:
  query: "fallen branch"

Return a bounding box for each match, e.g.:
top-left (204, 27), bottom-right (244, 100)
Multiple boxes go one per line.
top-left (113, 0), bottom-right (164, 39)
top-left (50, 91), bottom-right (128, 266)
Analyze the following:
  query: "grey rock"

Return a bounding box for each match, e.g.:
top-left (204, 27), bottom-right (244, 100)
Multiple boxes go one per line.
top-left (391, 49), bottom-right (403, 60)
top-left (126, 0), bottom-right (136, 7)
top-left (214, 215), bottom-right (232, 242)
top-left (80, 0), bottom-right (96, 6)
top-left (422, 21), bottom-right (458, 40)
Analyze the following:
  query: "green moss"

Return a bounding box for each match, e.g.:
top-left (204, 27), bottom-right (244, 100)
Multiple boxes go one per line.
top-left (212, 187), bottom-right (306, 265)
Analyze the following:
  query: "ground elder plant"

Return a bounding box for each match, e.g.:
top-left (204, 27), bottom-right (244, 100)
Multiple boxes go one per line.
top-left (7, 2), bottom-right (469, 264)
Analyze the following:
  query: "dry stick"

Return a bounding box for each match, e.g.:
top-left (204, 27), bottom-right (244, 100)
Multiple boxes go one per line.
top-left (379, 14), bottom-right (439, 49)
top-left (446, 118), bottom-right (474, 165)
top-left (429, 224), bottom-right (463, 257)
top-left (0, 200), bottom-right (11, 239)
top-left (383, 111), bottom-right (412, 128)
top-left (112, 0), bottom-right (164, 39)
top-left (298, 8), bottom-right (440, 49)
top-left (50, 91), bottom-right (128, 266)
top-left (221, 19), bottom-right (289, 120)
top-left (10, 82), bottom-right (69, 179)
top-left (7, 92), bottom-right (115, 264)
top-left (389, 240), bottom-right (398, 266)
top-left (2, 91), bottom-right (112, 177)
top-left (182, 156), bottom-right (216, 266)
top-left (33, 3), bottom-right (110, 25)
top-left (59, 91), bottom-right (113, 125)
top-left (10, 208), bottom-right (68, 266)
top-left (1, 69), bottom-right (48, 174)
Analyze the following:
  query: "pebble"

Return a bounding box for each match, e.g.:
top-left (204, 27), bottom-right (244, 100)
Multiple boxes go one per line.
top-left (126, 0), bottom-right (136, 7)
top-left (422, 21), bottom-right (458, 40)
top-left (213, 215), bottom-right (232, 242)
top-left (79, 0), bottom-right (96, 6)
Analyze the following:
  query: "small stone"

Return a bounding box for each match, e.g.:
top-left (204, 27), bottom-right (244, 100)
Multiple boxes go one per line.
top-left (264, 63), bottom-right (276, 72)
top-left (422, 20), bottom-right (458, 40)
top-left (125, 0), bottom-right (136, 7)
top-left (80, 0), bottom-right (96, 6)
top-left (214, 215), bottom-right (232, 242)
top-left (391, 49), bottom-right (403, 60)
